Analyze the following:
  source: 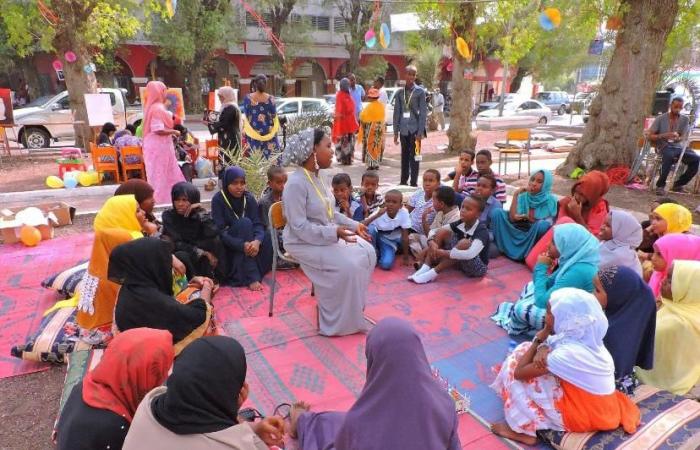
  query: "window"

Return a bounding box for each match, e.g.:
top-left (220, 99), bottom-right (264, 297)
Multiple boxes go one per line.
top-left (246, 12), bottom-right (272, 27)
top-left (57, 96), bottom-right (71, 110)
top-left (302, 100), bottom-right (323, 113)
top-left (334, 16), bottom-right (347, 32)
top-left (536, 92), bottom-right (551, 101)
top-left (312, 16), bottom-right (330, 31)
top-left (277, 101), bottom-right (299, 115)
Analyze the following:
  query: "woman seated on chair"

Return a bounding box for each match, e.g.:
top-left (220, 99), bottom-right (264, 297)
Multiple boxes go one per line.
top-left (491, 169), bottom-right (558, 261)
top-left (162, 182), bottom-right (223, 281)
top-left (291, 318), bottom-right (461, 450)
top-left (56, 328), bottom-right (174, 450)
top-left (114, 179), bottom-right (159, 235)
top-left (490, 288), bottom-right (640, 445)
top-left (110, 237), bottom-right (215, 355)
top-left (280, 128), bottom-right (376, 337)
top-left (525, 170), bottom-right (610, 269)
top-left (211, 166), bottom-right (273, 291)
top-left (123, 336), bottom-right (285, 449)
top-left (98, 122), bottom-right (117, 146)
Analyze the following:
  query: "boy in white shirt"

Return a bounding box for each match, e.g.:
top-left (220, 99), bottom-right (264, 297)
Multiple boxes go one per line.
top-left (364, 189), bottom-right (412, 270)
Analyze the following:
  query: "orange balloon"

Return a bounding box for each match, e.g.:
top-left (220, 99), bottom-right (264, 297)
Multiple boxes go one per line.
top-left (20, 225), bottom-right (42, 247)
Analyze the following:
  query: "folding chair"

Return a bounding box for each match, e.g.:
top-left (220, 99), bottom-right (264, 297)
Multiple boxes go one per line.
top-left (89, 143), bottom-right (120, 184)
top-left (497, 129), bottom-right (531, 178)
top-left (205, 139), bottom-right (220, 174)
top-left (119, 145), bottom-right (146, 181)
top-left (267, 201), bottom-right (313, 317)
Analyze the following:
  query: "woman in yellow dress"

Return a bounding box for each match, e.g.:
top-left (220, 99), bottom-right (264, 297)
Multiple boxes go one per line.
top-left (358, 88), bottom-right (385, 170)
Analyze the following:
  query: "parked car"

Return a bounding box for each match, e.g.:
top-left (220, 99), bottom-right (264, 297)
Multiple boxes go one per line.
top-left (11, 88), bottom-right (141, 149)
top-left (535, 91), bottom-right (571, 115)
top-left (322, 94), bottom-right (336, 106)
top-left (275, 97), bottom-right (334, 128)
top-left (475, 99), bottom-right (552, 130)
top-left (476, 93), bottom-right (525, 114)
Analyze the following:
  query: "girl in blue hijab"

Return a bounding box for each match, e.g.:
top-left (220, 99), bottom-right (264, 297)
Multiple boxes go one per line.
top-left (491, 169), bottom-right (558, 261)
top-left (493, 223), bottom-right (600, 335)
top-left (211, 166), bottom-right (272, 290)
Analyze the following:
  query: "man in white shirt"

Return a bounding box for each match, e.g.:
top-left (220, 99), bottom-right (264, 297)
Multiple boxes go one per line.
top-left (431, 88), bottom-right (445, 131)
top-left (373, 76), bottom-right (389, 105)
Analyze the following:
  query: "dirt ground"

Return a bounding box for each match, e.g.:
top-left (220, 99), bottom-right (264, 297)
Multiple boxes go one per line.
top-left (0, 366), bottom-right (65, 450)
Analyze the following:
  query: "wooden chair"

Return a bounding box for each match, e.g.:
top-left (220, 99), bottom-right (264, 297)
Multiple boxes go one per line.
top-left (89, 143), bottom-right (120, 184)
top-left (497, 129), bottom-right (531, 178)
top-left (119, 145), bottom-right (147, 181)
top-left (268, 201), bottom-right (313, 317)
top-left (205, 139), bottom-right (220, 174)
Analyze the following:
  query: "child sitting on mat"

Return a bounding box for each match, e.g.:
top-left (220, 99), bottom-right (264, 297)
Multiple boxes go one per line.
top-left (359, 170), bottom-right (384, 218)
top-left (365, 189), bottom-right (412, 270)
top-left (452, 149), bottom-right (476, 194)
top-left (332, 173), bottom-right (364, 221)
top-left (409, 194), bottom-right (490, 283)
top-left (472, 149), bottom-right (507, 203)
top-left (412, 185), bottom-right (461, 262)
top-left (474, 173), bottom-right (503, 257)
top-left (407, 169), bottom-right (441, 256)
top-left (259, 166), bottom-right (297, 270)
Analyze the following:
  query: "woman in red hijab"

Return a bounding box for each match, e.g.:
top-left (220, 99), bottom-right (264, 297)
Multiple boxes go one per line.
top-left (332, 77), bottom-right (359, 165)
top-left (56, 328), bottom-right (174, 450)
top-left (525, 171), bottom-right (610, 270)
top-left (142, 81), bottom-right (185, 204)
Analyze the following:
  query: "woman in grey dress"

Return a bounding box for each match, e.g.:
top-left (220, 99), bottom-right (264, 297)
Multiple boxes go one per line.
top-left (282, 128), bottom-right (376, 336)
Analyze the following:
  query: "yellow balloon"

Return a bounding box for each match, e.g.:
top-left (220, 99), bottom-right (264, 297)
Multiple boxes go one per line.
top-left (20, 225), bottom-right (42, 247)
top-left (545, 7), bottom-right (562, 27)
top-left (46, 175), bottom-right (64, 189)
top-left (456, 37), bottom-right (472, 61)
top-left (78, 171), bottom-right (99, 187)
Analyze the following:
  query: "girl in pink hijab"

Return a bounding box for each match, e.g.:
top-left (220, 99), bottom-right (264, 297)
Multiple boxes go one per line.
top-left (648, 233), bottom-right (700, 298)
top-left (142, 81), bottom-right (185, 204)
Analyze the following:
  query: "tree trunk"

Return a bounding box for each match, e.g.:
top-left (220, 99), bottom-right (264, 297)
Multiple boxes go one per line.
top-left (347, 44), bottom-right (361, 76)
top-left (186, 66), bottom-right (204, 113)
top-left (558, 0), bottom-right (679, 175)
top-left (19, 57), bottom-right (42, 99)
top-left (446, 3), bottom-right (477, 154)
top-left (53, 35), bottom-right (98, 151)
top-left (509, 66), bottom-right (529, 94)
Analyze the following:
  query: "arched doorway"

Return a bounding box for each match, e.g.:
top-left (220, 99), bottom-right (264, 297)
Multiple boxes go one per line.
top-left (384, 63), bottom-right (399, 87)
top-left (203, 59), bottom-right (241, 104)
top-left (112, 57), bottom-right (136, 103)
top-left (295, 61), bottom-right (326, 97)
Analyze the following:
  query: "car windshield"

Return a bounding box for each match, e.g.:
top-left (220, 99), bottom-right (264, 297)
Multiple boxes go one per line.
top-left (19, 95), bottom-right (53, 109)
top-left (536, 93), bottom-right (551, 100)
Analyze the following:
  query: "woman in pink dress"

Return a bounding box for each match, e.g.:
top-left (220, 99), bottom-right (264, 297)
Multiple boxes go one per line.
top-left (142, 81), bottom-right (185, 204)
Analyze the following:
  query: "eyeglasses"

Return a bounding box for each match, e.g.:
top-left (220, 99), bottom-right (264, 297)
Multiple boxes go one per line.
top-left (238, 403), bottom-right (292, 422)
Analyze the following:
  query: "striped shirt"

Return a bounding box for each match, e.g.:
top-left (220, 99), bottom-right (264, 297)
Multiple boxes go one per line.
top-left (458, 171), bottom-right (507, 203)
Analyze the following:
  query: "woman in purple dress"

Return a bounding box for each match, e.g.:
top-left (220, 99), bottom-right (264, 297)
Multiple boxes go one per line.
top-left (290, 317), bottom-right (461, 450)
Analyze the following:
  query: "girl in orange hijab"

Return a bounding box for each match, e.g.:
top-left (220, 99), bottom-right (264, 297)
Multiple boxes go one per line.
top-left (56, 328), bottom-right (174, 450)
top-left (525, 171), bottom-right (611, 270)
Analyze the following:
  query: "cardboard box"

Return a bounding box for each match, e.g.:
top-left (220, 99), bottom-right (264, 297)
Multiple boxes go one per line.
top-left (0, 202), bottom-right (74, 244)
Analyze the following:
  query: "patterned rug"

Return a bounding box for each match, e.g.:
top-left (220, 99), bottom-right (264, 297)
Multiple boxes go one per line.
top-left (0, 234), bottom-right (94, 378)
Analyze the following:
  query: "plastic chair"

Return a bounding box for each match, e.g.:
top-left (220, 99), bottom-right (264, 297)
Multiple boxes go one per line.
top-left (205, 139), bottom-right (220, 174)
top-left (119, 145), bottom-right (147, 181)
top-left (267, 201), bottom-right (313, 317)
top-left (89, 143), bottom-right (120, 184)
top-left (497, 129), bottom-right (531, 178)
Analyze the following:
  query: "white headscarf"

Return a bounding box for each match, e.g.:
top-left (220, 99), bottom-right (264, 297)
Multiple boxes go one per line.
top-left (546, 288), bottom-right (616, 395)
top-left (218, 86), bottom-right (238, 107)
top-left (599, 210), bottom-right (643, 276)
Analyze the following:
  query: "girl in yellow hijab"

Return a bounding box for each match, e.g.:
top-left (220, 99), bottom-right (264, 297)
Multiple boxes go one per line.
top-left (637, 260), bottom-right (700, 394)
top-left (649, 203), bottom-right (692, 235)
top-left (76, 195), bottom-right (145, 343)
top-left (358, 88), bottom-right (385, 170)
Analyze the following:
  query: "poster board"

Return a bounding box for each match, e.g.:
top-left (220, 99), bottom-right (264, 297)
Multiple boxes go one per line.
top-left (139, 87), bottom-right (186, 119)
top-left (0, 88), bottom-right (14, 126)
top-left (84, 93), bottom-right (114, 126)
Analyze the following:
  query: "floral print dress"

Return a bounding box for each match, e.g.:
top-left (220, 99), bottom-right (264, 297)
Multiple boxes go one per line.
top-left (490, 342), bottom-right (565, 436)
top-left (242, 95), bottom-right (280, 158)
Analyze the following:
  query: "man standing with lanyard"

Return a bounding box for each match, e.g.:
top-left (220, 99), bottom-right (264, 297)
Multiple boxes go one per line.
top-left (649, 97), bottom-right (699, 194)
top-left (393, 65), bottom-right (427, 187)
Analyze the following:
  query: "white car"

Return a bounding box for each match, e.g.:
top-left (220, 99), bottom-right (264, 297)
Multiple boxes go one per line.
top-left (475, 99), bottom-right (552, 130)
top-left (276, 97), bottom-right (333, 119)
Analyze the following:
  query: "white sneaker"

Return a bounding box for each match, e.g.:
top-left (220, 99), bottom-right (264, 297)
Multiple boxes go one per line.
top-left (413, 268), bottom-right (438, 284)
top-left (407, 264), bottom-right (431, 280)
